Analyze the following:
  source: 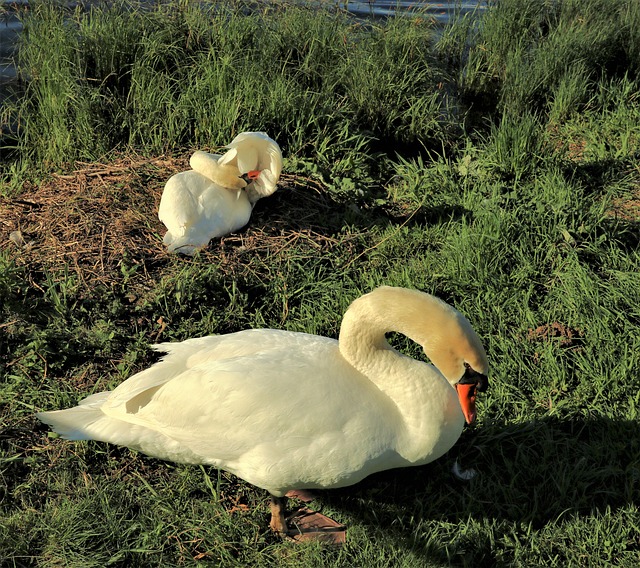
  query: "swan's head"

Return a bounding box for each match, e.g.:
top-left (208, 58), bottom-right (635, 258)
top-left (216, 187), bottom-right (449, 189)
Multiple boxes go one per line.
top-left (189, 150), bottom-right (247, 190)
top-left (421, 300), bottom-right (489, 425)
top-left (454, 362), bottom-right (488, 425)
top-left (225, 132), bottom-right (283, 203)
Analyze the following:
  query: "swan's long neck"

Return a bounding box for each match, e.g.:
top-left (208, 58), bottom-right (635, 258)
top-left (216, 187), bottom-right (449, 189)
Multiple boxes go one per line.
top-left (338, 287), bottom-right (478, 459)
top-left (339, 287), bottom-right (465, 382)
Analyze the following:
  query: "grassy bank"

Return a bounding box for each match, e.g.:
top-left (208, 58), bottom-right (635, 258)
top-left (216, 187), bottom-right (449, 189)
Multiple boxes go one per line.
top-left (1, 0), bottom-right (640, 566)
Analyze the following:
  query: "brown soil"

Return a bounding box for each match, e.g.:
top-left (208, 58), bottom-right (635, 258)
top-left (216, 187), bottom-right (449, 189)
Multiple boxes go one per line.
top-left (526, 322), bottom-right (584, 348)
top-left (607, 193), bottom-right (640, 222)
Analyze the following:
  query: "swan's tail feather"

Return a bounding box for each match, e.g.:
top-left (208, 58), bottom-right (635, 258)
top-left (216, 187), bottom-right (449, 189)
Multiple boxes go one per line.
top-left (37, 408), bottom-right (105, 441)
top-left (37, 391), bottom-right (114, 441)
top-left (37, 396), bottom-right (199, 465)
top-left (165, 234), bottom-right (207, 255)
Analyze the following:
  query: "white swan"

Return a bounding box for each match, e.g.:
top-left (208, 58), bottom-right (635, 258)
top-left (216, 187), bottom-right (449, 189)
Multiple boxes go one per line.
top-left (158, 132), bottom-right (282, 255)
top-left (37, 286), bottom-right (488, 535)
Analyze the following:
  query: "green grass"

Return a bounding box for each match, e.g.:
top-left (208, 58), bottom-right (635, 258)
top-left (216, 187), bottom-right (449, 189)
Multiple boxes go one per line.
top-left (3, 0), bottom-right (445, 187)
top-left (2, 0), bottom-right (640, 566)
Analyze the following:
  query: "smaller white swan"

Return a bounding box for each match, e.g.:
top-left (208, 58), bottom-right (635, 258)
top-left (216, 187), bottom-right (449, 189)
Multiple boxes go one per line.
top-left (37, 286), bottom-right (488, 535)
top-left (159, 132), bottom-right (282, 255)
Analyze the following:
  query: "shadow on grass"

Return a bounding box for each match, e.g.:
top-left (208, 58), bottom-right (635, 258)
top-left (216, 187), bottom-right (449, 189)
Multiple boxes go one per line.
top-left (5, 405), bottom-right (638, 564)
top-left (248, 177), bottom-right (470, 238)
top-left (312, 415), bottom-right (640, 564)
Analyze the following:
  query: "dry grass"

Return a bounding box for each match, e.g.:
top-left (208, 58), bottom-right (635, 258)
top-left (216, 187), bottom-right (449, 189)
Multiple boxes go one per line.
top-left (0, 156), bottom-right (353, 293)
top-left (0, 156), bottom-right (172, 286)
top-left (608, 183), bottom-right (640, 222)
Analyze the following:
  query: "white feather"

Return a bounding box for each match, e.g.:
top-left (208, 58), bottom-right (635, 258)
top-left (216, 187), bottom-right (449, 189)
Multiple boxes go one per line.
top-left (158, 132), bottom-right (283, 254)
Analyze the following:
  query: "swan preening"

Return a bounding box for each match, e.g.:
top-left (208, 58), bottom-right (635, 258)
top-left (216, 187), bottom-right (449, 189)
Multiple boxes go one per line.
top-left (37, 286), bottom-right (488, 536)
top-left (159, 132), bottom-right (283, 255)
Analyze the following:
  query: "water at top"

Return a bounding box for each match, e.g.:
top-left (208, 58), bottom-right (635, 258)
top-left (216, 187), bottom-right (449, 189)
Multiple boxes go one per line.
top-left (342, 1), bottom-right (485, 21)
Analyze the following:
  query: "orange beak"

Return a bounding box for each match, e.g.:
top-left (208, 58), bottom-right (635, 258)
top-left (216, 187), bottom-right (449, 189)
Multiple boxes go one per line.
top-left (455, 383), bottom-right (477, 424)
top-left (247, 169), bottom-right (261, 180)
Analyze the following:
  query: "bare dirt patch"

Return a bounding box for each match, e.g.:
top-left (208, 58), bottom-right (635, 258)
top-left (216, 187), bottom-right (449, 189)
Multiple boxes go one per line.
top-left (605, 167), bottom-right (640, 223)
top-left (607, 194), bottom-right (640, 222)
top-left (527, 322), bottom-right (584, 348)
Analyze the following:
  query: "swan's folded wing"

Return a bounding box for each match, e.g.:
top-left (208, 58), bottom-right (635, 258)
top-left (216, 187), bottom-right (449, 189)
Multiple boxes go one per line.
top-left (94, 333), bottom-right (273, 424)
top-left (235, 145), bottom-right (259, 175)
top-left (158, 171), bottom-right (205, 233)
top-left (92, 359), bottom-right (302, 463)
top-left (245, 140), bottom-right (282, 201)
top-left (98, 334), bottom-right (345, 440)
top-left (100, 353), bottom-right (358, 462)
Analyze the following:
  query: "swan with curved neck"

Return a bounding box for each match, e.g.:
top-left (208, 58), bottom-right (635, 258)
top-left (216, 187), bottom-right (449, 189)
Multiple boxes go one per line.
top-left (37, 286), bottom-right (488, 536)
top-left (158, 132), bottom-right (282, 255)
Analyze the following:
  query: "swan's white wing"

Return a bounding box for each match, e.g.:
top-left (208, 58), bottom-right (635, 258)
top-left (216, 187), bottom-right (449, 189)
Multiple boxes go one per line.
top-left (196, 184), bottom-right (252, 236)
top-left (246, 141), bottom-right (283, 201)
top-left (159, 170), bottom-right (252, 253)
top-left (228, 131), bottom-right (271, 148)
top-left (210, 148), bottom-right (233, 167)
top-left (158, 171), bottom-right (204, 239)
top-left (226, 132), bottom-right (282, 202)
top-left (235, 145), bottom-right (259, 174)
top-left (100, 331), bottom-right (334, 420)
top-left (94, 331), bottom-right (399, 484)
top-left (90, 332), bottom-right (291, 416)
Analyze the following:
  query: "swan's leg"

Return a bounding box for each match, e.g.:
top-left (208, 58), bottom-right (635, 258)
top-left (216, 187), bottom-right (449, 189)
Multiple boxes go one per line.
top-left (269, 495), bottom-right (288, 535)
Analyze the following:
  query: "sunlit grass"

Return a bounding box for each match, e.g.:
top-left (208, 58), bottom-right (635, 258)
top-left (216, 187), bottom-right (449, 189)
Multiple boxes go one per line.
top-left (1, 0), bottom-right (640, 566)
top-left (6, 0), bottom-right (446, 184)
